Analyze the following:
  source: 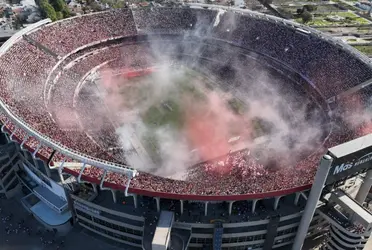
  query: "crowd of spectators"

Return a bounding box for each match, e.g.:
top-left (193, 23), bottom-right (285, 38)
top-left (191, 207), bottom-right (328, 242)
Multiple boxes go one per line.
top-left (132, 8), bottom-right (207, 34)
top-left (50, 46), bottom-right (122, 122)
top-left (70, 146), bottom-right (328, 196)
top-left (28, 9), bottom-right (137, 56)
top-left (1, 7), bottom-right (372, 196)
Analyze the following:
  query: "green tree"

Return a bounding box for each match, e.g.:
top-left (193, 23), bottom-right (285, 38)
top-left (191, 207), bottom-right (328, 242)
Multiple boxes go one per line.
top-left (13, 16), bottom-right (23, 30)
top-left (61, 8), bottom-right (70, 18)
top-left (56, 11), bottom-right (63, 20)
top-left (301, 10), bottom-right (313, 24)
top-left (39, 0), bottom-right (57, 21)
top-left (90, 2), bottom-right (102, 11)
top-left (51, 0), bottom-right (66, 12)
top-left (112, 2), bottom-right (124, 8)
top-left (303, 4), bottom-right (317, 12)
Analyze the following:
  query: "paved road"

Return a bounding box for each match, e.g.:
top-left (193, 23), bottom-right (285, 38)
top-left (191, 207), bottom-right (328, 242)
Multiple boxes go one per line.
top-left (0, 195), bottom-right (125, 250)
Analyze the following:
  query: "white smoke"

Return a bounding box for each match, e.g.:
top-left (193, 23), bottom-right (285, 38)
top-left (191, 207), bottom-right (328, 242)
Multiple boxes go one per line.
top-left (77, 9), bottom-right (329, 179)
top-left (109, 64), bottom-right (196, 180)
top-left (153, 127), bottom-right (190, 179)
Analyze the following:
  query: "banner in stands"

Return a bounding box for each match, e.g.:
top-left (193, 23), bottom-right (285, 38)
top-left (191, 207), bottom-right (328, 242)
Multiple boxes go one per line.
top-left (326, 146), bottom-right (372, 185)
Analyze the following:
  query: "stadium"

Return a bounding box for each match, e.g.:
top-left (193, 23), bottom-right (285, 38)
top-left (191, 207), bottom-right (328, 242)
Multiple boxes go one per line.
top-left (1, 4), bottom-right (372, 250)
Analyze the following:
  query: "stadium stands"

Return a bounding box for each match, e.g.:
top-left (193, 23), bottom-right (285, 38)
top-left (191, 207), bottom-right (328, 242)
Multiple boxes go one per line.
top-left (0, 7), bottom-right (372, 199)
top-left (28, 10), bottom-right (137, 55)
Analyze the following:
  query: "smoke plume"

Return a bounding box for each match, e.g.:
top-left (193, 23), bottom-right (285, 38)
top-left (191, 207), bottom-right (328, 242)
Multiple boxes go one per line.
top-left (51, 10), bottom-right (334, 179)
top-left (88, 18), bottom-right (328, 179)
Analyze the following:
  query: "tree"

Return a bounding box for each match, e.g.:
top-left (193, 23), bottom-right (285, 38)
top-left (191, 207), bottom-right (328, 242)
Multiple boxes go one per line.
top-left (301, 10), bottom-right (313, 24)
top-left (112, 2), bottom-right (124, 8)
top-left (56, 11), bottom-right (63, 20)
top-left (89, 2), bottom-right (102, 12)
top-left (62, 8), bottom-right (71, 18)
top-left (303, 4), bottom-right (317, 12)
top-left (13, 16), bottom-right (23, 30)
top-left (51, 0), bottom-right (66, 12)
top-left (39, 0), bottom-right (57, 21)
top-left (50, 0), bottom-right (71, 18)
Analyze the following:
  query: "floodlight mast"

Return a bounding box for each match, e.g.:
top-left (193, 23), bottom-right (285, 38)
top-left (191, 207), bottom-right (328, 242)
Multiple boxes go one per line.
top-left (292, 154), bottom-right (333, 250)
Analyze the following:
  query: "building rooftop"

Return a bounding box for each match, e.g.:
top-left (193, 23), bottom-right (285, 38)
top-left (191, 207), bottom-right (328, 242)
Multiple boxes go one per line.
top-left (328, 133), bottom-right (372, 159)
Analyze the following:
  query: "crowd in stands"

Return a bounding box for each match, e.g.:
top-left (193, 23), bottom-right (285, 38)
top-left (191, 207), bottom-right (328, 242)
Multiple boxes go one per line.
top-left (28, 9), bottom-right (137, 56)
top-left (132, 8), bottom-right (207, 34)
top-left (51, 45), bottom-right (122, 121)
top-left (1, 8), bottom-right (372, 196)
top-left (211, 13), bottom-right (372, 99)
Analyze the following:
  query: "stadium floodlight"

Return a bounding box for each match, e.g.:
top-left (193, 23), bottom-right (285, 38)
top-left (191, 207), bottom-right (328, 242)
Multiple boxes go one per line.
top-left (292, 154), bottom-right (333, 250)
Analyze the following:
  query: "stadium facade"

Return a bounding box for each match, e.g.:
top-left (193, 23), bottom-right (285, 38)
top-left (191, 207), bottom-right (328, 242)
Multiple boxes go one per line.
top-left (0, 4), bottom-right (372, 250)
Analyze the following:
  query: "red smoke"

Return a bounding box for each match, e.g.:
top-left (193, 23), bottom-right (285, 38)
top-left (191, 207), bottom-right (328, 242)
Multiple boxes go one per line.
top-left (184, 92), bottom-right (252, 173)
top-left (359, 123), bottom-right (372, 135)
top-left (122, 67), bottom-right (155, 78)
top-left (54, 107), bottom-right (80, 131)
top-left (97, 67), bottom-right (256, 175)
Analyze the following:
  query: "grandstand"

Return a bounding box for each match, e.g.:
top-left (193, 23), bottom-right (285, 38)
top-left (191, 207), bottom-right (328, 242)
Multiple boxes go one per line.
top-left (0, 4), bottom-right (372, 250)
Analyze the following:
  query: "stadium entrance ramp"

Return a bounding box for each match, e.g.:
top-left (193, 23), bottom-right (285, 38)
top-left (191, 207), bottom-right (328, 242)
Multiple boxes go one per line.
top-left (152, 210), bottom-right (174, 250)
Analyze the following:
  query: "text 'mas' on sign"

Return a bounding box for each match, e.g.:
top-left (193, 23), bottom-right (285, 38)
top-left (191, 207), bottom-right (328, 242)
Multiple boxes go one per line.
top-left (326, 133), bottom-right (372, 185)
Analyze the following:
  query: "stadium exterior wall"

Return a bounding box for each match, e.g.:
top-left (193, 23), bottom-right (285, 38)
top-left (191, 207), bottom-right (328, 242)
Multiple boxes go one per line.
top-left (0, 133), bottom-right (330, 250)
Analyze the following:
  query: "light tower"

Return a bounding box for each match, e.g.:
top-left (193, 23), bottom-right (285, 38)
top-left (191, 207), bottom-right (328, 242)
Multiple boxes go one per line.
top-left (292, 154), bottom-right (334, 250)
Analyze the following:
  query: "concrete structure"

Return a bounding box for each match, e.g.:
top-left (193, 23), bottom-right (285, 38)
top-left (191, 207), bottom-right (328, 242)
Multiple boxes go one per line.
top-left (356, 169), bottom-right (372, 204)
top-left (292, 155), bottom-right (333, 250)
top-left (1, 6), bottom-right (372, 250)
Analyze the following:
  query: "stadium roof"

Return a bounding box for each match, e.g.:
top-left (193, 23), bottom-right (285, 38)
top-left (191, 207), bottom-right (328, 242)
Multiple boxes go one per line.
top-left (328, 133), bottom-right (372, 159)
